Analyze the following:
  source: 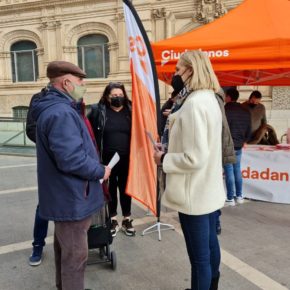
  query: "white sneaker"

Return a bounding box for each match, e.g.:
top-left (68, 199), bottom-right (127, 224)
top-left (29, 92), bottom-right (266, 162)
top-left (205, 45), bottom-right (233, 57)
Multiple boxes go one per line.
top-left (110, 219), bottom-right (119, 237)
top-left (236, 197), bottom-right (244, 204)
top-left (225, 199), bottom-right (235, 206)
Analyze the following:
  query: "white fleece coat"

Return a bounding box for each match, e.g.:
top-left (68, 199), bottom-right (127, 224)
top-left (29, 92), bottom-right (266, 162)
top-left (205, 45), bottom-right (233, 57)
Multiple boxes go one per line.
top-left (162, 89), bottom-right (226, 215)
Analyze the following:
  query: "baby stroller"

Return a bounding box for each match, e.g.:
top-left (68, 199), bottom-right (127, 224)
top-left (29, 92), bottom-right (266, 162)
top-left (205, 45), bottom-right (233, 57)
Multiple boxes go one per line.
top-left (87, 204), bottom-right (116, 270)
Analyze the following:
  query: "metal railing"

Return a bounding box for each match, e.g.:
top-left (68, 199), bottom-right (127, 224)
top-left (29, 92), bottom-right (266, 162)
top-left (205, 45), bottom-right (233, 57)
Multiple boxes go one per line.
top-left (0, 104), bottom-right (92, 148)
top-left (0, 117), bottom-right (34, 147)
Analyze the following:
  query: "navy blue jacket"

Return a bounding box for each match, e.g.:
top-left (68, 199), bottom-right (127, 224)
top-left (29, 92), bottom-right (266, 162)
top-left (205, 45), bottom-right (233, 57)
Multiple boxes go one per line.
top-left (225, 102), bottom-right (252, 149)
top-left (31, 88), bottom-right (105, 221)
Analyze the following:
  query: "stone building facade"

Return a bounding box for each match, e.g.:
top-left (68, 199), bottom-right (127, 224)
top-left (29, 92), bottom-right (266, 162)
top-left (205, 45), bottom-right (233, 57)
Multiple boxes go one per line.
top-left (0, 0), bottom-right (289, 138)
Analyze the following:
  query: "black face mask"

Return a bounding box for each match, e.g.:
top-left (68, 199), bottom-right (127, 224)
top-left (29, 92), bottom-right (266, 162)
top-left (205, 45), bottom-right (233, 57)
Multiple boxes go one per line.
top-left (111, 97), bottom-right (125, 108)
top-left (249, 103), bottom-right (257, 108)
top-left (171, 74), bottom-right (184, 95)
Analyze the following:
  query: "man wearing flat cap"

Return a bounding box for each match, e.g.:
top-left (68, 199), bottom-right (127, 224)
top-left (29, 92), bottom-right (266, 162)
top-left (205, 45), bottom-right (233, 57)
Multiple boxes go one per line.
top-left (30, 60), bottom-right (111, 290)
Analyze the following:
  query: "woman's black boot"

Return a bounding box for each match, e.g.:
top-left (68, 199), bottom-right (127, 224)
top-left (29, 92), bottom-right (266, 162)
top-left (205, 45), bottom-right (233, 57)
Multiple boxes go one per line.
top-left (209, 272), bottom-right (220, 290)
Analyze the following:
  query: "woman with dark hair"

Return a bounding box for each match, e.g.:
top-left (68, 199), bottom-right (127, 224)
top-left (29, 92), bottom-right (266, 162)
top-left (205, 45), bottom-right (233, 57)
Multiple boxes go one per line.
top-left (87, 82), bottom-right (135, 237)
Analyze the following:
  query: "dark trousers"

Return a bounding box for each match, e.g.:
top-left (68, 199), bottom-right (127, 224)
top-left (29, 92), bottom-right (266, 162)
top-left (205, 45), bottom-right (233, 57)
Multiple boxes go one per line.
top-left (102, 152), bottom-right (131, 217)
top-left (179, 211), bottom-right (221, 290)
top-left (32, 205), bottom-right (49, 247)
top-left (54, 216), bottom-right (92, 290)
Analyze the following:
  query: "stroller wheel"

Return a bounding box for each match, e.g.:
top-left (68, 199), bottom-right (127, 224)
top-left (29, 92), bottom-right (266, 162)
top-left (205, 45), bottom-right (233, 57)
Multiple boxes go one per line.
top-left (110, 251), bottom-right (117, 270)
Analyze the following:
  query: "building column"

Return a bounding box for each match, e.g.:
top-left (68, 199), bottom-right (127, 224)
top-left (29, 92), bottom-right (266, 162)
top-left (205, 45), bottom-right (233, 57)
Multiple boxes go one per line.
top-left (39, 19), bottom-right (62, 73)
top-left (152, 8), bottom-right (168, 103)
top-left (107, 41), bottom-right (119, 78)
top-left (272, 87), bottom-right (290, 110)
top-left (62, 46), bottom-right (78, 63)
top-left (36, 48), bottom-right (45, 80)
top-left (0, 52), bottom-right (12, 84)
top-left (152, 8), bottom-right (167, 41)
top-left (268, 87), bottom-right (290, 139)
top-left (115, 11), bottom-right (129, 75)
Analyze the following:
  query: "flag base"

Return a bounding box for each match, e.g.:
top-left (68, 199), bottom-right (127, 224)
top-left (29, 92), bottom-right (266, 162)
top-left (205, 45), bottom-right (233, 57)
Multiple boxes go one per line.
top-left (141, 220), bottom-right (175, 241)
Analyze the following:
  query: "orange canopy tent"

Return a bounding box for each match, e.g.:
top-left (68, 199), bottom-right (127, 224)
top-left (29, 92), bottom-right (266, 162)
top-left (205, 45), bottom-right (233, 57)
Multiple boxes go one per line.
top-left (152, 0), bottom-right (290, 86)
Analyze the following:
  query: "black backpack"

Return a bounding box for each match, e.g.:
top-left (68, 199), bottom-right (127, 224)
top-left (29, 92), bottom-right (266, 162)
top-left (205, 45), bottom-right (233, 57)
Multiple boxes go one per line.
top-left (26, 87), bottom-right (48, 143)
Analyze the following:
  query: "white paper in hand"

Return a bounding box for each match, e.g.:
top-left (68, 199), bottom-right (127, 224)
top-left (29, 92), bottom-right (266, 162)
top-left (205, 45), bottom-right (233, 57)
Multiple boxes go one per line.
top-left (107, 152), bottom-right (120, 168)
top-left (100, 152), bottom-right (120, 184)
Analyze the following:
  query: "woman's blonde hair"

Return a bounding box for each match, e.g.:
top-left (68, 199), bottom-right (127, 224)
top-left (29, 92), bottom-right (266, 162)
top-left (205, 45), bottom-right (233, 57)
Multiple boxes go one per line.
top-left (179, 50), bottom-right (220, 93)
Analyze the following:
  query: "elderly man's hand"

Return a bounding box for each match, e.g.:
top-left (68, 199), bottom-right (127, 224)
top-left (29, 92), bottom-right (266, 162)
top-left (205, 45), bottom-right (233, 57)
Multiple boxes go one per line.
top-left (103, 166), bottom-right (111, 180)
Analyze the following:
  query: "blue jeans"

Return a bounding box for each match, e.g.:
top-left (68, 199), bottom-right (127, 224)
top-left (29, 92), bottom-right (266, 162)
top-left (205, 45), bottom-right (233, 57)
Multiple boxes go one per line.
top-left (223, 149), bottom-right (243, 200)
top-left (179, 211), bottom-right (221, 290)
top-left (32, 205), bottom-right (49, 248)
top-left (215, 210), bottom-right (221, 230)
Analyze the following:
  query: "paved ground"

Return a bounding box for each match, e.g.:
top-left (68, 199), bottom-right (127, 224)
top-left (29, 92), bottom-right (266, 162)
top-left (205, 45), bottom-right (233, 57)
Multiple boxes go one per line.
top-left (0, 145), bottom-right (35, 156)
top-left (0, 154), bottom-right (290, 290)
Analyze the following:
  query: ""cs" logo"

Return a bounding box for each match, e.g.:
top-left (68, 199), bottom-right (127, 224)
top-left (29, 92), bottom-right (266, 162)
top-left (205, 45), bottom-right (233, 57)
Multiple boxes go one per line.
top-left (129, 36), bottom-right (148, 75)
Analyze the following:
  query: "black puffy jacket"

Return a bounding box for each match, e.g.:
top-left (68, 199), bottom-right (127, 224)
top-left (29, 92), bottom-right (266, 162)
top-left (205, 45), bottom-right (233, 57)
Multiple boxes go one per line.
top-left (26, 87), bottom-right (48, 143)
top-left (87, 102), bottom-right (132, 158)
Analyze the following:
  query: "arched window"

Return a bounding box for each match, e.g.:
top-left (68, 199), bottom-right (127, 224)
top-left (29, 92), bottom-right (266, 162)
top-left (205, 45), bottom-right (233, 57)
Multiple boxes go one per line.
top-left (77, 34), bottom-right (109, 78)
top-left (10, 41), bottom-right (39, 82)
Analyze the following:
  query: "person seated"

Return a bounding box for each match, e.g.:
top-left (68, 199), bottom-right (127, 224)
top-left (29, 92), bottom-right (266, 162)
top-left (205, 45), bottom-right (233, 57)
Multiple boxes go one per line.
top-left (242, 90), bottom-right (267, 143)
top-left (249, 123), bottom-right (279, 145)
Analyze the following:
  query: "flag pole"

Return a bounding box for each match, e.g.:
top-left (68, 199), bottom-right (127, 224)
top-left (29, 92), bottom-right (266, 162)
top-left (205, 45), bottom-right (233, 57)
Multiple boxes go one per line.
top-left (123, 0), bottom-right (174, 240)
top-left (141, 166), bottom-right (174, 241)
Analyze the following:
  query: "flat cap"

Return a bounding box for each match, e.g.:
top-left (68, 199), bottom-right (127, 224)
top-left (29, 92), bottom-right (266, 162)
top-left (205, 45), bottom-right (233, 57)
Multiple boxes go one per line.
top-left (46, 61), bottom-right (87, 79)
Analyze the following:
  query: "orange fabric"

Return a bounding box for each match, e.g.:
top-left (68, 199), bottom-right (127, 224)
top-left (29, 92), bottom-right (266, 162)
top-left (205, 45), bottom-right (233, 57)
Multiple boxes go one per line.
top-left (126, 60), bottom-right (158, 216)
top-left (152, 0), bottom-right (290, 86)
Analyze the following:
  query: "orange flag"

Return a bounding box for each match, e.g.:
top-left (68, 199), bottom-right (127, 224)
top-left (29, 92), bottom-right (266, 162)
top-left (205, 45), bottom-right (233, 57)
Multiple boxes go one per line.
top-left (123, 0), bottom-right (161, 216)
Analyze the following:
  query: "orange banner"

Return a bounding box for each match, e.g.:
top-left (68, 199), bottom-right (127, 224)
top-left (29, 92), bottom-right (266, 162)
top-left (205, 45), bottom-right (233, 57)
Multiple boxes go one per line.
top-left (126, 61), bottom-right (158, 215)
top-left (123, 0), bottom-right (160, 216)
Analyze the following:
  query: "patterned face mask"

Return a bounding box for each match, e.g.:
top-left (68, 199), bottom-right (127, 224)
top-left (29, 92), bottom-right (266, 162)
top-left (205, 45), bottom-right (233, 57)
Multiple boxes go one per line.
top-left (68, 81), bottom-right (87, 100)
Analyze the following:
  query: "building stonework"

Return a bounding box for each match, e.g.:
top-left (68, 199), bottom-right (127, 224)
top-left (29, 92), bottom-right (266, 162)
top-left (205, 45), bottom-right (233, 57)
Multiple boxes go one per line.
top-left (0, 0), bottom-right (242, 116)
top-left (195, 0), bottom-right (227, 24)
top-left (272, 87), bottom-right (290, 110)
top-left (1, 0), bottom-right (289, 139)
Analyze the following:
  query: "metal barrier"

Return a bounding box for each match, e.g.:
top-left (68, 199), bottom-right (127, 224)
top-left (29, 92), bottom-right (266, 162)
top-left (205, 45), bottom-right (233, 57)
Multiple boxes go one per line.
top-left (0, 104), bottom-right (92, 148)
top-left (0, 117), bottom-right (33, 147)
